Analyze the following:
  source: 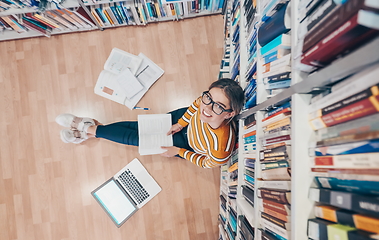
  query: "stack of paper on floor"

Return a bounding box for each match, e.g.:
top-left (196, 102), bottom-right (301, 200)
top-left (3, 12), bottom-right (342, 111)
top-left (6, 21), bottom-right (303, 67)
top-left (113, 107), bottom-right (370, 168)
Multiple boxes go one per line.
top-left (94, 48), bottom-right (164, 109)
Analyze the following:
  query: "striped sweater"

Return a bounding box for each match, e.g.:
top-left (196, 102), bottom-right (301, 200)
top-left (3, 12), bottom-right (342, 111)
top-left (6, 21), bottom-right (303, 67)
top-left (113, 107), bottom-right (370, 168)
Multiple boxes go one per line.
top-left (177, 97), bottom-right (236, 168)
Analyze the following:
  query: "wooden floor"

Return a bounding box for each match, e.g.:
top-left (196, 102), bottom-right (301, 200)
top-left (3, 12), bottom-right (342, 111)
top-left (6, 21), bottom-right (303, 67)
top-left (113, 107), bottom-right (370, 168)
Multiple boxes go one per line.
top-left (0, 15), bottom-right (225, 240)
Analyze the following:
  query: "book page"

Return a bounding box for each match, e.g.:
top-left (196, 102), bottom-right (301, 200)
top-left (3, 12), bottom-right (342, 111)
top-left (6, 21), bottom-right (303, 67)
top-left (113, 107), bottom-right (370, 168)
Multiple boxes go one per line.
top-left (115, 68), bottom-right (144, 99)
top-left (104, 48), bottom-right (143, 75)
top-left (138, 114), bottom-right (173, 155)
top-left (94, 70), bottom-right (126, 105)
top-left (124, 53), bottom-right (165, 109)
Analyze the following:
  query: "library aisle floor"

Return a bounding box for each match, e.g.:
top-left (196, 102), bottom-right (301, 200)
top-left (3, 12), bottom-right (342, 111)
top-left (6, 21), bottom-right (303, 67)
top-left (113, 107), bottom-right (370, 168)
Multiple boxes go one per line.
top-left (0, 15), bottom-right (225, 240)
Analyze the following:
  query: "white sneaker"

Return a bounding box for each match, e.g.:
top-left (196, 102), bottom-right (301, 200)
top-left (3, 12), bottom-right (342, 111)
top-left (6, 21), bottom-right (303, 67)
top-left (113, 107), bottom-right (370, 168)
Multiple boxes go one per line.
top-left (60, 129), bottom-right (88, 144)
top-left (55, 113), bottom-right (95, 132)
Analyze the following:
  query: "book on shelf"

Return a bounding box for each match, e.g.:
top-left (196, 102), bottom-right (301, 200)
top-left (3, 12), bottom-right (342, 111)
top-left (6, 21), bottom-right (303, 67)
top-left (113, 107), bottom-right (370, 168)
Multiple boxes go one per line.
top-left (309, 138), bottom-right (379, 156)
top-left (258, 188), bottom-right (291, 205)
top-left (302, 0), bottom-right (379, 53)
top-left (263, 48), bottom-right (291, 65)
top-left (257, 1), bottom-right (291, 47)
top-left (312, 152), bottom-right (379, 169)
top-left (95, 50), bottom-right (164, 109)
top-left (314, 176), bottom-right (379, 196)
top-left (312, 167), bottom-right (379, 176)
top-left (261, 216), bottom-right (291, 240)
top-left (262, 108), bottom-right (291, 125)
top-left (261, 206), bottom-right (291, 223)
top-left (263, 69), bottom-right (292, 83)
top-left (314, 205), bottom-right (379, 234)
top-left (259, 180), bottom-right (291, 191)
top-left (242, 185), bottom-right (255, 207)
top-left (238, 215), bottom-right (254, 240)
top-left (316, 130), bottom-right (379, 148)
top-left (303, 0), bottom-right (343, 33)
top-left (261, 167), bottom-right (291, 181)
top-left (260, 32), bottom-right (291, 57)
top-left (261, 0), bottom-right (290, 21)
top-left (308, 218), bottom-right (379, 240)
top-left (309, 188), bottom-right (379, 218)
top-left (262, 53), bottom-right (291, 74)
top-left (301, 10), bottom-right (379, 67)
top-left (308, 63), bottom-right (379, 118)
top-left (258, 198), bottom-right (291, 216)
top-left (309, 85), bottom-right (379, 130)
top-left (261, 211), bottom-right (291, 231)
top-left (261, 160), bottom-right (290, 172)
top-left (315, 112), bottom-right (379, 143)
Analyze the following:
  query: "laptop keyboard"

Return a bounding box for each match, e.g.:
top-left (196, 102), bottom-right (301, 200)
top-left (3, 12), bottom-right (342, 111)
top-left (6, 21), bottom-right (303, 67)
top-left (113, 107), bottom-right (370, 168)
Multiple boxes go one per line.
top-left (118, 170), bottom-right (150, 204)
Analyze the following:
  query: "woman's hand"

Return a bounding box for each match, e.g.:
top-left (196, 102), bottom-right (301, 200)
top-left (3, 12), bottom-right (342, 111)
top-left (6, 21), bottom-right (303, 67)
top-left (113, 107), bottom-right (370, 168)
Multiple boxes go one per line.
top-left (167, 123), bottom-right (183, 135)
top-left (161, 146), bottom-right (180, 157)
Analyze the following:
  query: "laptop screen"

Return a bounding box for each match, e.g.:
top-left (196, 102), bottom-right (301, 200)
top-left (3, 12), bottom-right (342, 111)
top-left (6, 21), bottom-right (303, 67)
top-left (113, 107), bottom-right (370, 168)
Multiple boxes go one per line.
top-left (92, 179), bottom-right (137, 226)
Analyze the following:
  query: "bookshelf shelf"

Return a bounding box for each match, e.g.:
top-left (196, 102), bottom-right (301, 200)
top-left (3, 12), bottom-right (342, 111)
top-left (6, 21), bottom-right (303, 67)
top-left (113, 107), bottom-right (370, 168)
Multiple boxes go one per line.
top-left (0, 0), bottom-right (224, 41)
top-left (218, 0), bottom-right (379, 239)
top-left (238, 35), bottom-right (379, 120)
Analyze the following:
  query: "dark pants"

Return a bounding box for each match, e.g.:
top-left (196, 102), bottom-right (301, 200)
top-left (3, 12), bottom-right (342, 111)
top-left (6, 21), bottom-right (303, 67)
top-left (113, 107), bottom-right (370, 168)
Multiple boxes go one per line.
top-left (95, 108), bottom-right (193, 151)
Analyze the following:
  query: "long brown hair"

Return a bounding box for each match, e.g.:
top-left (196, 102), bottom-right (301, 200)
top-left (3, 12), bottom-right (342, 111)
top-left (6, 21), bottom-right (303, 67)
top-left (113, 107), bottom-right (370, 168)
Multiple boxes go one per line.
top-left (208, 78), bottom-right (244, 131)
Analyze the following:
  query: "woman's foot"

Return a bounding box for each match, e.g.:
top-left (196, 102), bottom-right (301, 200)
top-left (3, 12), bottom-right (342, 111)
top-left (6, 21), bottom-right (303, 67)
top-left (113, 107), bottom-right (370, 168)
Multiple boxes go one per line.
top-left (55, 113), bottom-right (95, 132)
top-left (60, 129), bottom-right (88, 144)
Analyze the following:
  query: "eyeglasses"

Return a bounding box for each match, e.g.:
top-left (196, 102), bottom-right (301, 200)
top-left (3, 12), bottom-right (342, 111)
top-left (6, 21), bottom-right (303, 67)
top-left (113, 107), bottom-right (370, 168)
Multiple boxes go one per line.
top-left (201, 91), bottom-right (233, 115)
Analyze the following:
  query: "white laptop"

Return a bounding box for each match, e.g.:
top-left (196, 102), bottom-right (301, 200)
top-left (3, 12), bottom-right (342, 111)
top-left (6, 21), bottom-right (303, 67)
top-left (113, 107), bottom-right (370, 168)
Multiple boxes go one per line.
top-left (91, 158), bottom-right (161, 227)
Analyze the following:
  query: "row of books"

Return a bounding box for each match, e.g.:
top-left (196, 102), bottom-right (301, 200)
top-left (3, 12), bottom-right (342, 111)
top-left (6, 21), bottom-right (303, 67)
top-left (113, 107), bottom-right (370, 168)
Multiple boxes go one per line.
top-left (229, 0), bottom-right (240, 82)
top-left (243, 0), bottom-right (257, 109)
top-left (256, 99), bottom-right (292, 240)
top-left (258, 0), bottom-right (292, 102)
top-left (306, 60), bottom-right (379, 239)
top-left (89, 0), bottom-right (223, 27)
top-left (219, 149), bottom-right (239, 240)
top-left (219, 7), bottom-right (231, 79)
top-left (0, 7), bottom-right (96, 36)
top-left (0, 0), bottom-right (60, 12)
top-left (297, 0), bottom-right (379, 70)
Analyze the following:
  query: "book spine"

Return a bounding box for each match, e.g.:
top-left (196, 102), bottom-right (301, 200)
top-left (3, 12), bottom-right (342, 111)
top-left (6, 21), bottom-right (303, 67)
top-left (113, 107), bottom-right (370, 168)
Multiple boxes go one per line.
top-left (262, 134), bottom-right (291, 145)
top-left (315, 205), bottom-right (379, 234)
top-left (309, 85), bottom-right (377, 120)
top-left (258, 1), bottom-right (290, 47)
top-left (302, 0), bottom-right (366, 52)
top-left (261, 218), bottom-right (290, 239)
top-left (317, 129), bottom-right (379, 147)
top-left (309, 95), bottom-right (379, 130)
top-left (260, 33), bottom-right (290, 56)
top-left (305, 0), bottom-right (339, 31)
top-left (259, 198), bottom-right (291, 215)
top-left (312, 167), bottom-right (379, 176)
top-left (261, 212), bottom-right (290, 230)
top-left (261, 167), bottom-right (291, 180)
top-left (301, 11), bottom-right (379, 67)
top-left (315, 113), bottom-right (379, 142)
top-left (261, 207), bottom-right (291, 222)
top-left (312, 139), bottom-right (379, 156)
top-left (308, 65), bottom-right (379, 114)
top-left (312, 152), bottom-right (379, 168)
top-left (258, 188), bottom-right (291, 204)
top-left (261, 160), bottom-right (290, 170)
top-left (309, 188), bottom-right (379, 218)
top-left (315, 176), bottom-right (379, 195)
top-left (307, 218), bottom-right (332, 240)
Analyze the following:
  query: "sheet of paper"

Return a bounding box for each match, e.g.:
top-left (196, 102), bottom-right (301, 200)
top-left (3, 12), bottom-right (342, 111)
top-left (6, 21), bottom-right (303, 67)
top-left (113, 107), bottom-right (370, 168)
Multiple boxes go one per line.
top-left (104, 48), bottom-right (143, 75)
top-left (124, 53), bottom-right (165, 109)
top-left (115, 68), bottom-right (144, 99)
top-left (138, 114), bottom-right (173, 155)
top-left (94, 70), bottom-right (127, 105)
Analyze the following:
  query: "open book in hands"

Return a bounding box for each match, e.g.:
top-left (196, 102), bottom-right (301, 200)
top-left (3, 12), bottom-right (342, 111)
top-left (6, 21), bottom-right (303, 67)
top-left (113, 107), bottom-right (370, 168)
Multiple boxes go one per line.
top-left (138, 114), bottom-right (173, 155)
top-left (94, 48), bottom-right (164, 109)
